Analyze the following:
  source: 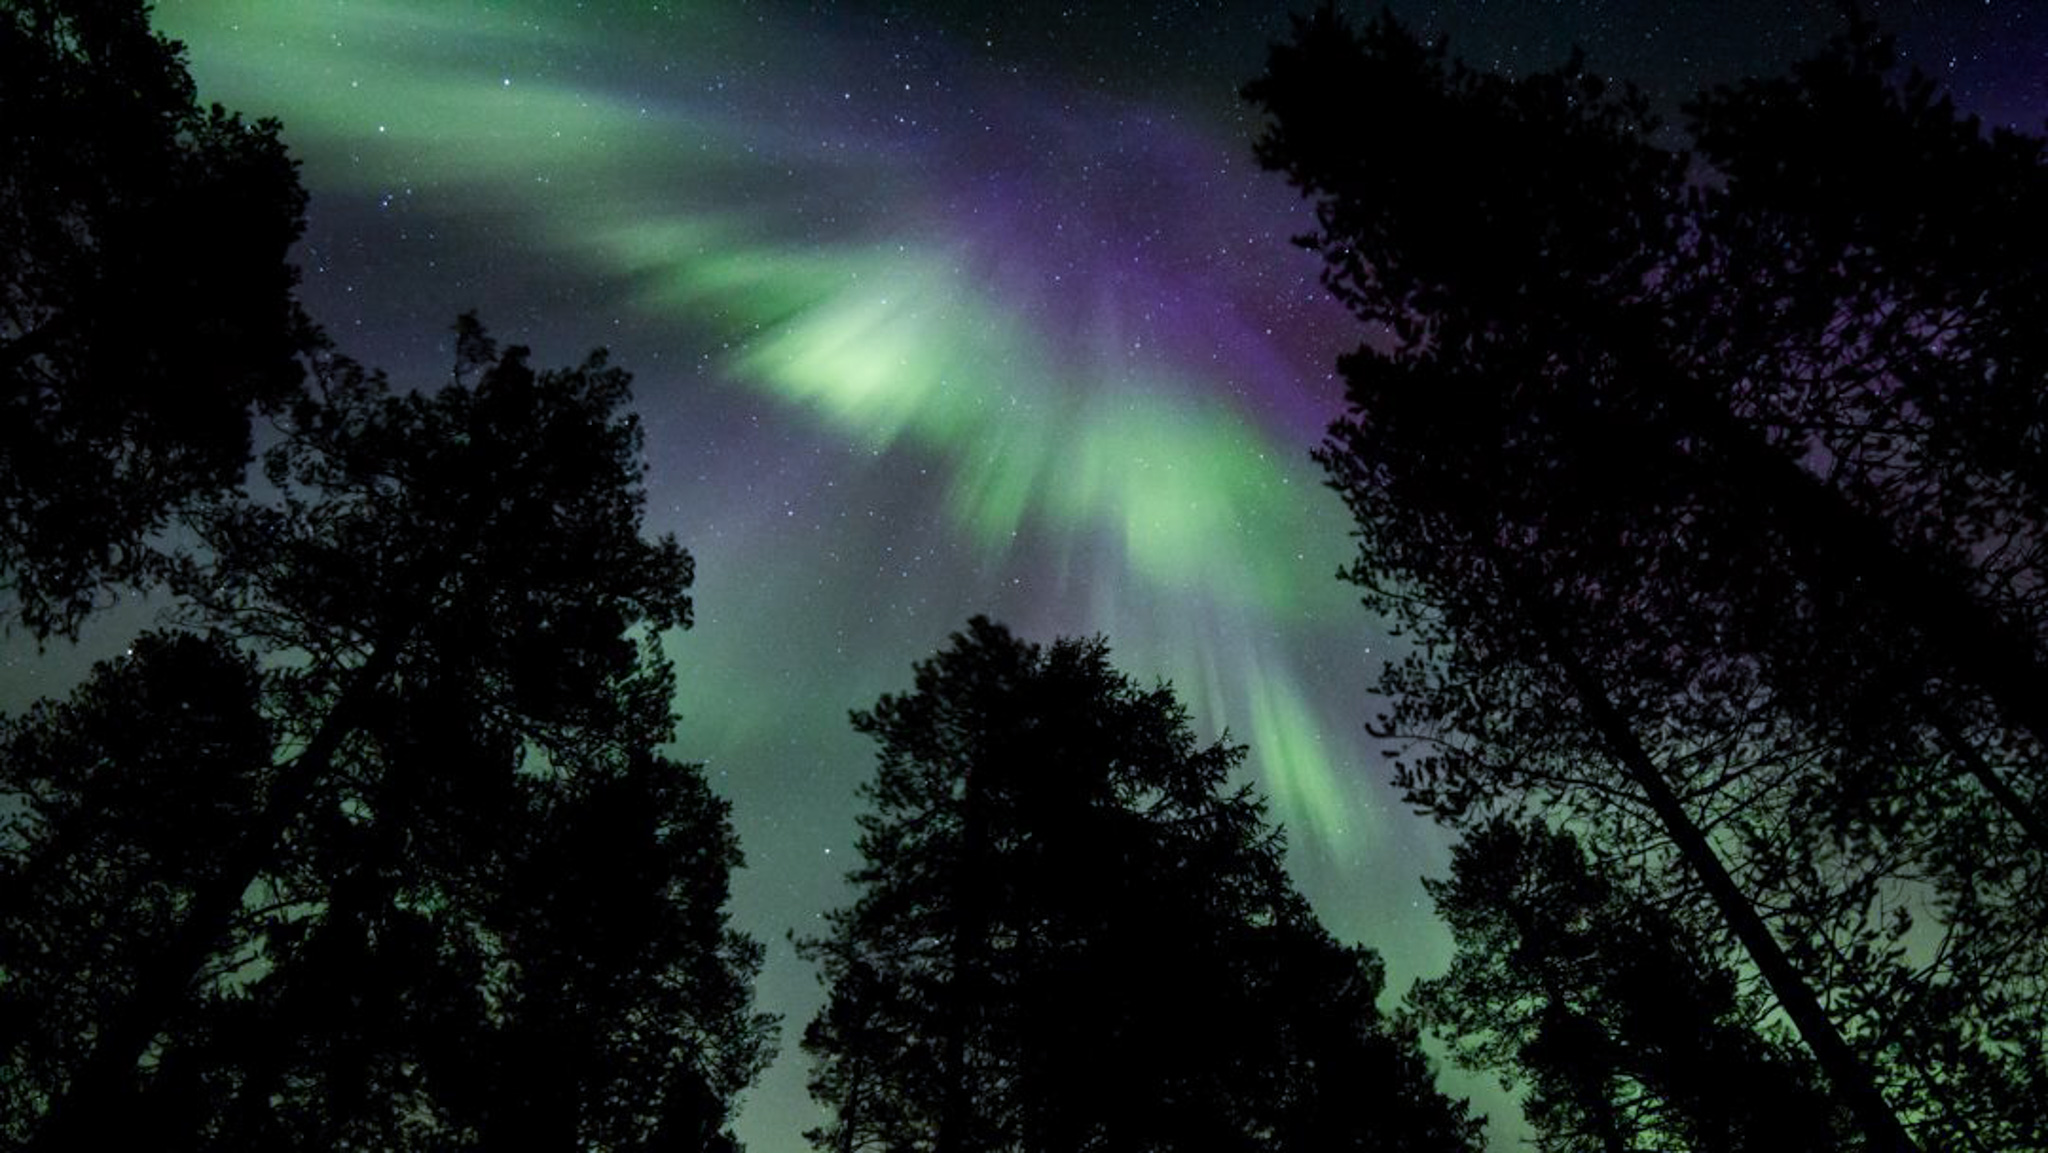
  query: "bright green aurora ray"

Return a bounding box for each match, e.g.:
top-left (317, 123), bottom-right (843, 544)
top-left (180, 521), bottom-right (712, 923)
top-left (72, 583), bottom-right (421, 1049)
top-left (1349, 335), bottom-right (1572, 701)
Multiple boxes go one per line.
top-left (138, 2), bottom-right (1513, 1148)
top-left (154, 0), bottom-right (1372, 856)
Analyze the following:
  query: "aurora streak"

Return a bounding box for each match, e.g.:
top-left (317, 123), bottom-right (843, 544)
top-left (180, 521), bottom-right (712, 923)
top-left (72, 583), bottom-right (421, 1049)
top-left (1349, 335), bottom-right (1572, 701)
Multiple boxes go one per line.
top-left (140, 1), bottom-right (2042, 1146)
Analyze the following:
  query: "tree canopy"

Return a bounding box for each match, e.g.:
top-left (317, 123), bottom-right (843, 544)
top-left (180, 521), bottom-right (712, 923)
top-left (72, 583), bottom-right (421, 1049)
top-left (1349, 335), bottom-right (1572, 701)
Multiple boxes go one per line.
top-left (1, 0), bottom-right (314, 638)
top-left (3, 320), bottom-right (775, 1151)
top-left (1412, 816), bottom-right (1845, 1152)
top-left (1248, 8), bottom-right (2045, 1151)
top-left (800, 617), bottom-right (1480, 1153)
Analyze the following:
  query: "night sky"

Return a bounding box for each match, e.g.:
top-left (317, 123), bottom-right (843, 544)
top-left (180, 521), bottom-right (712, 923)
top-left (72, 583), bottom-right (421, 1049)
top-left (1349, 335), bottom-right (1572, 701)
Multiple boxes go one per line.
top-left (49, 1), bottom-right (2048, 1147)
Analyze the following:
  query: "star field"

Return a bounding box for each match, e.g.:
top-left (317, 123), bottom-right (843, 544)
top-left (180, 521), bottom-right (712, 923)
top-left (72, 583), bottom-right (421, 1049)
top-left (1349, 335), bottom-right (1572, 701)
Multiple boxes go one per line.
top-left (123, 2), bottom-right (2048, 1147)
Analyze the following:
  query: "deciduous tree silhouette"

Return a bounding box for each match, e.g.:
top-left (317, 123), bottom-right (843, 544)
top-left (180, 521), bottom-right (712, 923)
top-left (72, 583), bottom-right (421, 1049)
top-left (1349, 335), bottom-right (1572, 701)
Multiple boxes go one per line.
top-left (1, 0), bottom-right (313, 637)
top-left (800, 617), bottom-right (1479, 1153)
top-left (6, 318), bottom-right (774, 1150)
top-left (1247, 7), bottom-right (2047, 1149)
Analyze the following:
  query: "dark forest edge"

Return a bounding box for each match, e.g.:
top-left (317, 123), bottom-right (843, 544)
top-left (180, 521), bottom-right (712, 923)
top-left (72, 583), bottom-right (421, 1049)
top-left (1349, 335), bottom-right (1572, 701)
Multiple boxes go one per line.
top-left (3, 0), bottom-right (2044, 1151)
top-left (1247, 3), bottom-right (2046, 1150)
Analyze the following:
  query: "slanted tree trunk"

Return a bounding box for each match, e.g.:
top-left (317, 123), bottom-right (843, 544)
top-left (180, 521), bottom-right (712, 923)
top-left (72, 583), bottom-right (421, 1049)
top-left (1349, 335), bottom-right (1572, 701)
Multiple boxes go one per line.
top-left (1535, 613), bottom-right (1920, 1153)
top-left (1925, 707), bottom-right (2048, 861)
top-left (1664, 360), bottom-right (2048, 856)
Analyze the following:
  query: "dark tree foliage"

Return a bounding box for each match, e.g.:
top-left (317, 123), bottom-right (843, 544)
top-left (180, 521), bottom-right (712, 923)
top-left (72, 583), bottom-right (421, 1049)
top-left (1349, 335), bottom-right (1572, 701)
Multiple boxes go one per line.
top-left (0, 631), bottom-right (269, 1143)
top-left (1246, 8), bottom-right (2045, 1151)
top-left (1411, 817), bottom-right (1846, 1152)
top-left (799, 617), bottom-right (1480, 1153)
top-left (4, 319), bottom-right (774, 1151)
top-left (0, 0), bottom-right (314, 637)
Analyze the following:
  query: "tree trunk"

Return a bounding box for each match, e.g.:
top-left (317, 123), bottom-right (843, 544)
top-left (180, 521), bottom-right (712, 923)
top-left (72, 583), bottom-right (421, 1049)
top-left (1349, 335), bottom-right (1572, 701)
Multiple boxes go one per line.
top-left (1926, 706), bottom-right (2048, 861)
top-left (1538, 621), bottom-right (1920, 1153)
top-left (1668, 355), bottom-right (2048, 834)
top-left (938, 760), bottom-right (990, 1153)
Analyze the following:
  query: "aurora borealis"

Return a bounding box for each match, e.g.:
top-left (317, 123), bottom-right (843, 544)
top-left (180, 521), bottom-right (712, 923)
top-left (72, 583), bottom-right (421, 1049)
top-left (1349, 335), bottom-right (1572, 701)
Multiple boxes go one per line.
top-left (108, 1), bottom-right (2048, 1146)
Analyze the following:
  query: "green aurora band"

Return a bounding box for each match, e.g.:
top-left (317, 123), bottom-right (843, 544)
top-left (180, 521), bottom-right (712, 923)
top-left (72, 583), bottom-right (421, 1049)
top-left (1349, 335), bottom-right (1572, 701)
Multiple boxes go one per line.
top-left (140, 2), bottom-right (1509, 1146)
top-left (156, 0), bottom-right (1373, 853)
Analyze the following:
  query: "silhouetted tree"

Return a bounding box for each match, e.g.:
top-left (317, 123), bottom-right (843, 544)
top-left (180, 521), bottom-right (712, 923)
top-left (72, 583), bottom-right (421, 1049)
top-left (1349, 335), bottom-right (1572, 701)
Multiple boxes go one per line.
top-left (800, 617), bottom-right (1479, 1153)
top-left (1248, 8), bottom-right (2048, 1150)
top-left (0, 632), bottom-right (269, 1146)
top-left (1411, 817), bottom-right (1847, 1152)
top-left (1, 0), bottom-right (313, 637)
top-left (8, 318), bottom-right (774, 1150)
top-left (1683, 33), bottom-right (2048, 781)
